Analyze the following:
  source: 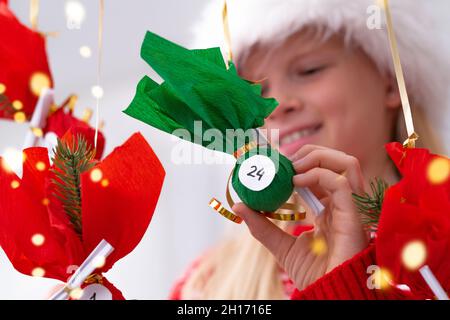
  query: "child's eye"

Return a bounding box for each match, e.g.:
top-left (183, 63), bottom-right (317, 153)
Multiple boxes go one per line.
top-left (295, 66), bottom-right (325, 77)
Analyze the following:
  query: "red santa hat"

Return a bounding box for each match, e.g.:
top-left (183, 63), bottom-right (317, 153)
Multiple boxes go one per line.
top-left (191, 0), bottom-right (450, 152)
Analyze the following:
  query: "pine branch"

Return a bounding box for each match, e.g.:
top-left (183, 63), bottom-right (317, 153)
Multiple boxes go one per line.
top-left (352, 178), bottom-right (389, 232)
top-left (50, 134), bottom-right (97, 236)
top-left (0, 94), bottom-right (15, 115)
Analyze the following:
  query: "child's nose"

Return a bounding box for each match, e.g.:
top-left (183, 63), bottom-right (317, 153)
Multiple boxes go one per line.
top-left (267, 98), bottom-right (304, 121)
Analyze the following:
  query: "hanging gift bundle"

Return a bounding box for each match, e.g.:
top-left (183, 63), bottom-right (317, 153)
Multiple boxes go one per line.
top-left (36, 94), bottom-right (106, 158)
top-left (0, 131), bottom-right (165, 299)
top-left (349, 0), bottom-right (450, 300)
top-left (0, 0), bottom-right (52, 122)
top-left (375, 142), bottom-right (450, 299)
top-left (125, 31), bottom-right (324, 223)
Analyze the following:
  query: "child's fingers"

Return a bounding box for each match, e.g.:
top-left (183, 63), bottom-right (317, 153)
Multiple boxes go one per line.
top-left (232, 203), bottom-right (296, 266)
top-left (288, 144), bottom-right (328, 163)
top-left (293, 167), bottom-right (355, 214)
top-left (293, 149), bottom-right (364, 194)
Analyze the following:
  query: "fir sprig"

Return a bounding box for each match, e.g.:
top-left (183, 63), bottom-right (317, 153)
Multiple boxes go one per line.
top-left (352, 178), bottom-right (389, 232)
top-left (50, 134), bottom-right (97, 236)
top-left (0, 93), bottom-right (15, 115)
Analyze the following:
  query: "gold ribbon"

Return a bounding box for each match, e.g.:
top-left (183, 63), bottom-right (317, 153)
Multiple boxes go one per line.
top-left (94, 0), bottom-right (104, 149)
top-left (210, 142), bottom-right (306, 223)
top-left (382, 0), bottom-right (418, 148)
top-left (222, 1), bottom-right (233, 67)
top-left (29, 0), bottom-right (39, 30)
top-left (84, 273), bottom-right (104, 285)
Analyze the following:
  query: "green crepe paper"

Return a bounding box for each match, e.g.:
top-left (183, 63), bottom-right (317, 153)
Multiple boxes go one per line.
top-left (124, 31), bottom-right (295, 213)
top-left (232, 147), bottom-right (295, 212)
top-left (124, 31), bottom-right (278, 154)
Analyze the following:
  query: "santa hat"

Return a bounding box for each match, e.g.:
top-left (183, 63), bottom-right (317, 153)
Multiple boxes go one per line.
top-left (191, 0), bottom-right (450, 152)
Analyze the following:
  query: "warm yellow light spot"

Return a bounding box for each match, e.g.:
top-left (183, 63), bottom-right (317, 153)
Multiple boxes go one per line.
top-left (10, 180), bottom-right (20, 189)
top-left (0, 83), bottom-right (6, 94)
top-left (35, 161), bottom-right (46, 171)
top-left (101, 179), bottom-right (109, 187)
top-left (427, 158), bottom-right (450, 185)
top-left (402, 240), bottom-right (426, 270)
top-left (92, 255), bottom-right (106, 269)
top-left (42, 198), bottom-right (50, 206)
top-left (90, 168), bottom-right (103, 182)
top-left (12, 100), bottom-right (23, 110)
top-left (69, 287), bottom-right (84, 300)
top-left (31, 127), bottom-right (44, 138)
top-left (1, 148), bottom-right (25, 173)
top-left (30, 72), bottom-right (51, 96)
top-left (373, 267), bottom-right (393, 290)
top-left (31, 267), bottom-right (45, 277)
top-left (79, 45), bottom-right (92, 58)
top-left (14, 111), bottom-right (26, 123)
top-left (311, 237), bottom-right (327, 256)
top-left (31, 233), bottom-right (45, 246)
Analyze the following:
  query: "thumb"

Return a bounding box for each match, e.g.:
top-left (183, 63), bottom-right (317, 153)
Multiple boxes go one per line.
top-left (232, 203), bottom-right (295, 264)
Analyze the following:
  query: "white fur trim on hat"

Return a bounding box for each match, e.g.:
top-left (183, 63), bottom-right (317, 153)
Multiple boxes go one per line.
top-left (191, 0), bottom-right (450, 153)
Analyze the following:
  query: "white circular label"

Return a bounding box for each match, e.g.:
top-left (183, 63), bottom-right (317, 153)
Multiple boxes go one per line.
top-left (79, 284), bottom-right (112, 300)
top-left (238, 155), bottom-right (276, 191)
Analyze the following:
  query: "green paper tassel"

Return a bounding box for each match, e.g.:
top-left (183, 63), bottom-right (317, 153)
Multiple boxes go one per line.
top-left (124, 31), bottom-right (294, 213)
top-left (124, 31), bottom-right (277, 153)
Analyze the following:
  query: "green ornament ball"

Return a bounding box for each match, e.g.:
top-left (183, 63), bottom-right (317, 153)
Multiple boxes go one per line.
top-left (231, 147), bottom-right (295, 212)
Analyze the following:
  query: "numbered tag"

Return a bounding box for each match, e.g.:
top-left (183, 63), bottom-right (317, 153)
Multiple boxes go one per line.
top-left (79, 284), bottom-right (112, 300)
top-left (238, 155), bottom-right (276, 191)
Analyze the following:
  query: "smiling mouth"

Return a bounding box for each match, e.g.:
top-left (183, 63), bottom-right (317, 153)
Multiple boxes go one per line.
top-left (280, 124), bottom-right (322, 146)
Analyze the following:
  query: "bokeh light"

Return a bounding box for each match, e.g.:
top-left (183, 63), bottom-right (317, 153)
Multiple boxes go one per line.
top-left (79, 45), bottom-right (92, 58)
top-left (2, 148), bottom-right (25, 174)
top-left (402, 240), bottom-right (426, 270)
top-left (427, 158), bottom-right (449, 185)
top-left (92, 255), bottom-right (106, 269)
top-left (65, 1), bottom-right (86, 29)
top-left (31, 267), bottom-right (45, 277)
top-left (31, 233), bottom-right (45, 246)
top-left (311, 237), bottom-right (327, 256)
top-left (30, 72), bottom-right (51, 97)
top-left (90, 168), bottom-right (103, 182)
top-left (91, 85), bottom-right (104, 99)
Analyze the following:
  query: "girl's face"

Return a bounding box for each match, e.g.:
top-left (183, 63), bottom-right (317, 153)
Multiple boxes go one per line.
top-left (240, 30), bottom-right (401, 176)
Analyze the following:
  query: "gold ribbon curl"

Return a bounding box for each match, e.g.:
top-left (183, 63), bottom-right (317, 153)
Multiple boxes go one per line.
top-left (210, 143), bottom-right (306, 224)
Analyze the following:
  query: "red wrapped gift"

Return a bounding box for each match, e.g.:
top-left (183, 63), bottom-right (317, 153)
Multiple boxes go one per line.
top-left (0, 0), bottom-right (53, 120)
top-left (376, 142), bottom-right (450, 299)
top-left (0, 132), bottom-right (165, 299)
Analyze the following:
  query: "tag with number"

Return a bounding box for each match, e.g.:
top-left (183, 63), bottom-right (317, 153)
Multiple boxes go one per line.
top-left (79, 284), bottom-right (112, 300)
top-left (238, 155), bottom-right (276, 191)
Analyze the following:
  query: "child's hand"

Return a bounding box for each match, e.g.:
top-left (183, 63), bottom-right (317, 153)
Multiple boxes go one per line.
top-left (232, 144), bottom-right (369, 290)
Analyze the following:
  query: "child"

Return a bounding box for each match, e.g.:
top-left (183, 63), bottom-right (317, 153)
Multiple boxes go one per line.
top-left (170, 0), bottom-right (449, 299)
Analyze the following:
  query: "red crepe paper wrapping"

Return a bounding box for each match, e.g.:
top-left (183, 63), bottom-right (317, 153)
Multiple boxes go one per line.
top-left (44, 107), bottom-right (105, 159)
top-left (0, 132), bottom-right (165, 299)
top-left (0, 1), bottom-right (53, 120)
top-left (376, 142), bottom-right (450, 298)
